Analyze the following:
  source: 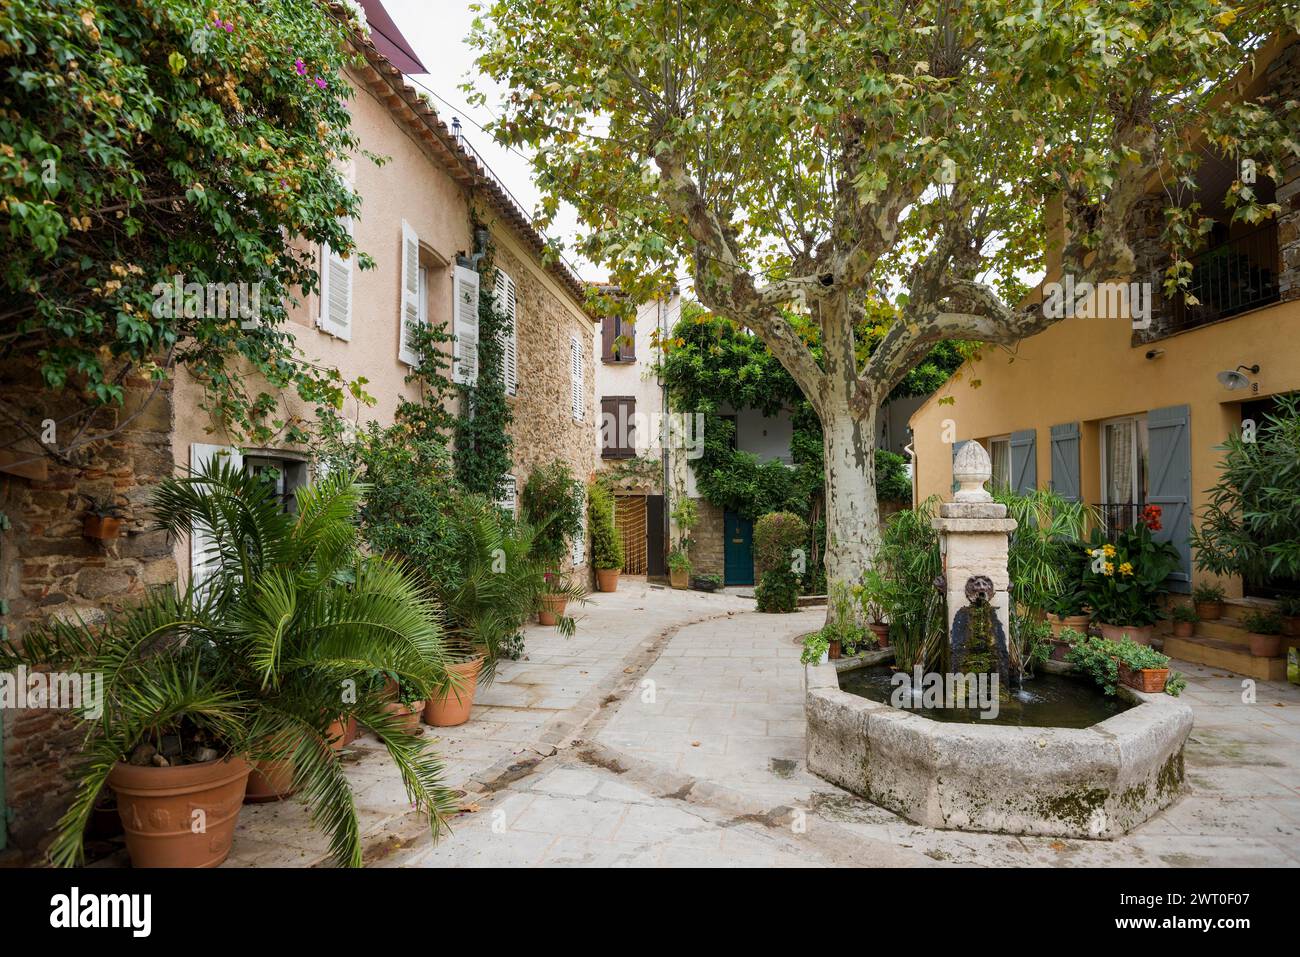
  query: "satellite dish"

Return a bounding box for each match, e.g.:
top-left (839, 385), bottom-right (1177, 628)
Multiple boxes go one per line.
top-left (1217, 370), bottom-right (1249, 390)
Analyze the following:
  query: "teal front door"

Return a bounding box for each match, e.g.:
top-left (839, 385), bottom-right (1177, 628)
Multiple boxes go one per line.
top-left (723, 511), bottom-right (754, 585)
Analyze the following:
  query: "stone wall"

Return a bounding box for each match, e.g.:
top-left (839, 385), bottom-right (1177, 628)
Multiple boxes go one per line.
top-left (492, 233), bottom-right (597, 569)
top-left (0, 365), bottom-right (176, 853)
top-left (689, 498), bottom-right (724, 578)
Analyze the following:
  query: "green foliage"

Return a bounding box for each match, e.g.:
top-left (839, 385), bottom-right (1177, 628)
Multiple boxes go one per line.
top-left (1170, 604), bottom-right (1199, 623)
top-left (875, 450), bottom-right (912, 504)
top-left (520, 460), bottom-right (584, 568)
top-left (427, 495), bottom-right (585, 677)
top-left (454, 249), bottom-right (514, 498)
top-left (588, 480), bottom-right (624, 570)
top-left (1081, 519), bottom-right (1181, 626)
top-left (874, 497), bottom-right (946, 671)
top-left (1068, 635), bottom-right (1171, 697)
top-left (822, 579), bottom-right (866, 652)
top-left (756, 568), bottom-right (800, 614)
top-left (799, 630), bottom-right (829, 665)
top-left (1241, 610), bottom-right (1283, 635)
top-left (753, 511), bottom-right (808, 574)
top-left (1192, 583), bottom-right (1226, 604)
top-left (1, 0), bottom-right (375, 443)
top-left (667, 549), bottom-right (691, 573)
top-left (1165, 672), bottom-right (1188, 697)
top-left (1192, 394), bottom-right (1300, 587)
top-left (0, 459), bottom-right (457, 867)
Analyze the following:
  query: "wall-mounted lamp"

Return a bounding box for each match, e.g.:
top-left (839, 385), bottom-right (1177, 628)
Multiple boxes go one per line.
top-left (1145, 348), bottom-right (1164, 360)
top-left (1216, 364), bottom-right (1260, 391)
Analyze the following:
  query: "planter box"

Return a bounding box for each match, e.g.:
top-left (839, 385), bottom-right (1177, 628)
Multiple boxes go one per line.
top-left (83, 515), bottom-right (122, 541)
top-left (1118, 663), bottom-right (1169, 693)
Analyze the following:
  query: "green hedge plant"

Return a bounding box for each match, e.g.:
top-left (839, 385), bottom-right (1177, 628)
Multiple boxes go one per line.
top-left (588, 481), bottom-right (624, 571)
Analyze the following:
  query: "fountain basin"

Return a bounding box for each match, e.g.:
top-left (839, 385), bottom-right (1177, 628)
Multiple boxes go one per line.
top-left (805, 657), bottom-right (1193, 839)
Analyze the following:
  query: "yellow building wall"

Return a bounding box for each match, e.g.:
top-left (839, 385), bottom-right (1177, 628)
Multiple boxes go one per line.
top-left (908, 297), bottom-right (1300, 597)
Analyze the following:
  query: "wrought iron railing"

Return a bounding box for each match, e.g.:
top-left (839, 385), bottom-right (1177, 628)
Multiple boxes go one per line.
top-left (1096, 502), bottom-right (1143, 538)
top-left (1166, 223), bottom-right (1280, 333)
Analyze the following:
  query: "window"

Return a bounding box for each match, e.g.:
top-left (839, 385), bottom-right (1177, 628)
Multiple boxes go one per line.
top-left (245, 455), bottom-right (309, 514)
top-left (601, 396), bottom-right (636, 458)
top-left (570, 334), bottom-right (584, 420)
top-left (498, 474), bottom-right (517, 515)
top-left (601, 314), bottom-right (636, 363)
top-left (1100, 416), bottom-right (1149, 534)
top-left (494, 269), bottom-right (518, 396)
top-left (987, 436), bottom-right (1011, 491)
top-left (317, 218), bottom-right (353, 340)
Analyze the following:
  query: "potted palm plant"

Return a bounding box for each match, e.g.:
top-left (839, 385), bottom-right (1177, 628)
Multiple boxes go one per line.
top-left (521, 461), bottom-right (585, 624)
top-left (423, 495), bottom-right (584, 726)
top-left (0, 461), bottom-right (459, 868)
top-left (588, 480), bottom-right (624, 592)
top-left (1242, 610), bottom-right (1284, 658)
top-left (859, 570), bottom-right (891, 648)
top-left (1192, 583), bottom-right (1226, 621)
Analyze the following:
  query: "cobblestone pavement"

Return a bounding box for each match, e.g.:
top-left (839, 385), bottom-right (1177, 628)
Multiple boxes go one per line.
top-left (227, 581), bottom-right (1300, 867)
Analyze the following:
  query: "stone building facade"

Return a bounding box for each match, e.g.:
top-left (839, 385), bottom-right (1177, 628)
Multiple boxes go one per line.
top-left (0, 25), bottom-right (595, 855)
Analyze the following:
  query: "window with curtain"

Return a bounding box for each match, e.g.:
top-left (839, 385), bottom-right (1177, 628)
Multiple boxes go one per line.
top-left (988, 437), bottom-right (1011, 490)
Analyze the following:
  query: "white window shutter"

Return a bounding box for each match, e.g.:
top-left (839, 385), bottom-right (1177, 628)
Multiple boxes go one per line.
top-left (495, 269), bottom-right (518, 396)
top-left (498, 475), bottom-right (517, 514)
top-left (453, 264), bottom-right (480, 385)
top-left (317, 218), bottom-right (353, 340)
top-left (570, 334), bottom-right (584, 420)
top-left (399, 220), bottom-right (421, 366)
top-left (572, 492), bottom-right (586, 566)
top-left (189, 443), bottom-right (242, 587)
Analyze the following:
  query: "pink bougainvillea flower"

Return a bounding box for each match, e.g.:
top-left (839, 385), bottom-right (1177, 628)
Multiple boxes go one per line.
top-left (223, 22), bottom-right (233, 32)
top-left (314, 76), bottom-right (327, 89)
top-left (294, 58), bottom-right (307, 75)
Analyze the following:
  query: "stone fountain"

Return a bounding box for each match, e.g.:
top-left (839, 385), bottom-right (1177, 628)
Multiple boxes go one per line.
top-left (802, 441), bottom-right (1195, 839)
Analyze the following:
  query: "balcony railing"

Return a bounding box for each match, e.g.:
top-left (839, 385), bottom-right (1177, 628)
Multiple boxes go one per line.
top-left (1096, 502), bottom-right (1143, 538)
top-left (1166, 223), bottom-right (1280, 333)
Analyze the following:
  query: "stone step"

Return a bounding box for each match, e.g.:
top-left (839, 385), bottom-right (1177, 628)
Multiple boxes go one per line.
top-left (1163, 634), bottom-right (1288, 681)
top-left (1158, 616), bottom-right (1253, 646)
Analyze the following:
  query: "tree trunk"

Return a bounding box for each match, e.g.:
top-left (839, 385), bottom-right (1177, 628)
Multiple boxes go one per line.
top-left (820, 393), bottom-right (880, 593)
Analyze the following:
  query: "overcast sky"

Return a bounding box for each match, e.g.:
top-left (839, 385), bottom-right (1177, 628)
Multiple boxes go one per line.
top-left (378, 1), bottom-right (599, 280)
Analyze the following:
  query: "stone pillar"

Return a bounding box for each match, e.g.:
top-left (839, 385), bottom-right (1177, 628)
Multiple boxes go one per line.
top-left (932, 442), bottom-right (1017, 669)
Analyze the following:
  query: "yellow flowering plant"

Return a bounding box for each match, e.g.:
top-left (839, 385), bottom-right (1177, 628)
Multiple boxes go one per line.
top-left (1080, 516), bottom-right (1181, 626)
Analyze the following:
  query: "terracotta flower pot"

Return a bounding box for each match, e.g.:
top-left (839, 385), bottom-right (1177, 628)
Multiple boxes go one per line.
top-left (326, 715), bottom-right (357, 751)
top-left (1098, 622), bottom-right (1153, 645)
top-left (595, 568), bottom-right (621, 592)
top-left (669, 567), bottom-right (689, 589)
top-left (1047, 613), bottom-right (1090, 638)
top-left (828, 639), bottom-right (841, 660)
top-left (868, 622), bottom-right (890, 649)
top-left (539, 593), bottom-right (567, 626)
top-left (245, 758), bottom-right (296, 803)
top-left (108, 755), bottom-right (251, 868)
top-left (1172, 620), bottom-right (1195, 638)
top-left (1282, 616), bottom-right (1300, 638)
top-left (83, 515), bottom-right (122, 541)
top-left (1047, 637), bottom-right (1071, 662)
top-left (382, 700), bottom-right (423, 734)
top-left (1118, 663), bottom-right (1169, 694)
top-left (1194, 600), bottom-right (1224, 621)
top-left (424, 658), bottom-right (484, 727)
top-left (1249, 632), bottom-right (1283, 658)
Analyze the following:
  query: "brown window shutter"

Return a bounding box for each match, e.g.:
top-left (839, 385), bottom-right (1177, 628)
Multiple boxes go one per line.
top-left (601, 315), bottom-right (616, 362)
top-left (622, 317), bottom-right (636, 361)
top-left (620, 396), bottom-right (636, 453)
top-left (601, 396), bottom-right (618, 456)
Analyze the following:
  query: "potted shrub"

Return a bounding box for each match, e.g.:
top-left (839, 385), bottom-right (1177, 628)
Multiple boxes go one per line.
top-left (521, 461), bottom-right (585, 623)
top-left (1192, 583), bottom-right (1226, 621)
top-left (1169, 603), bottom-right (1198, 638)
top-left (1242, 610), bottom-right (1284, 658)
top-left (82, 496), bottom-right (125, 541)
top-left (382, 675), bottom-right (426, 734)
top-left (859, 569), bottom-right (891, 648)
top-left (668, 549), bottom-right (691, 589)
top-left (0, 461), bottom-right (458, 868)
top-left (1051, 626), bottom-right (1088, 663)
top-left (1081, 508), bottom-right (1179, 646)
top-left (800, 630), bottom-right (830, 666)
top-left (423, 495), bottom-right (584, 725)
top-left (1114, 639), bottom-right (1173, 693)
top-left (588, 480), bottom-right (624, 592)
top-left (1278, 596), bottom-right (1300, 638)
top-left (691, 573), bottom-right (721, 592)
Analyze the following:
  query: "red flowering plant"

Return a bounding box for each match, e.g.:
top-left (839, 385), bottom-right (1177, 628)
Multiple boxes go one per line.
top-left (1080, 506), bottom-right (1181, 627)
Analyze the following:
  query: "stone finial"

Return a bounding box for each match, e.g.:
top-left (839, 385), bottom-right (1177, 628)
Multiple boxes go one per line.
top-left (952, 441), bottom-right (993, 503)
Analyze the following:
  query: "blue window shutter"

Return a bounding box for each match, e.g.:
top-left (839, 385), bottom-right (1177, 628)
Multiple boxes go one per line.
top-left (951, 440), bottom-right (969, 493)
top-left (1010, 429), bottom-right (1037, 494)
top-left (1147, 405), bottom-right (1192, 592)
top-left (1049, 423), bottom-right (1081, 502)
